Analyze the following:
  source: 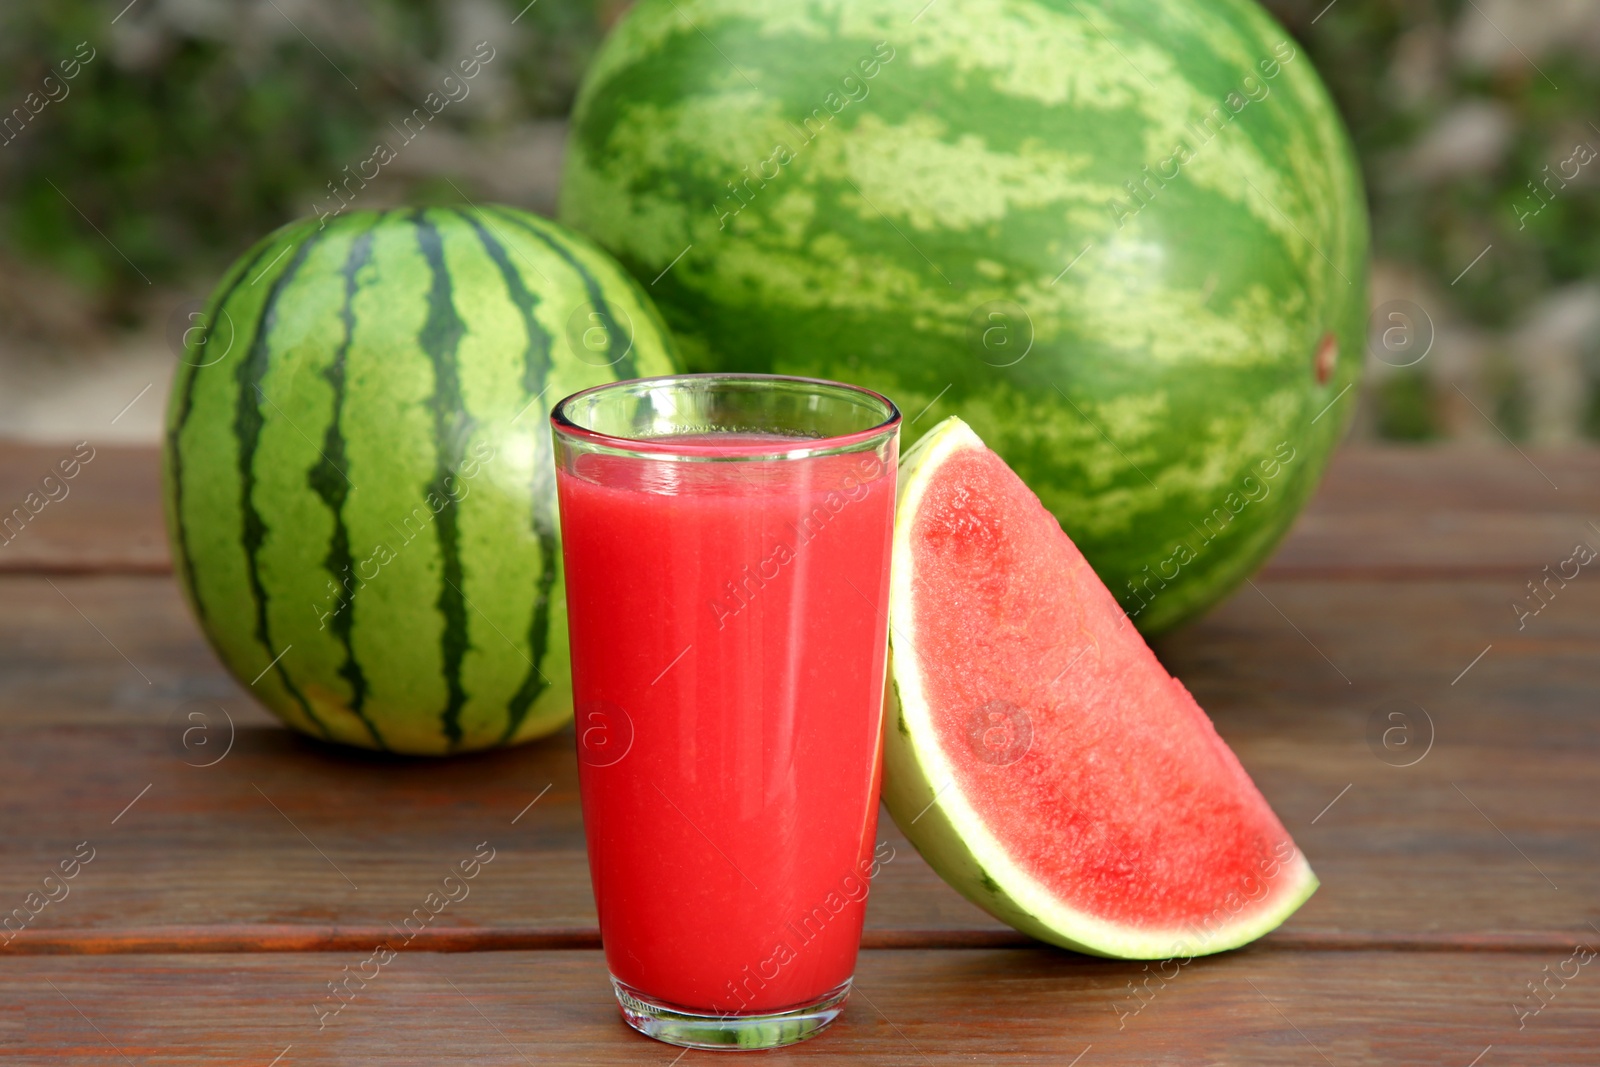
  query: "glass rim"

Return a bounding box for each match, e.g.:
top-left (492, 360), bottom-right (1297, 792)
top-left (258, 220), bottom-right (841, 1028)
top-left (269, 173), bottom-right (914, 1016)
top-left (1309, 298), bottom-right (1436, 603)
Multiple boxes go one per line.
top-left (550, 373), bottom-right (902, 462)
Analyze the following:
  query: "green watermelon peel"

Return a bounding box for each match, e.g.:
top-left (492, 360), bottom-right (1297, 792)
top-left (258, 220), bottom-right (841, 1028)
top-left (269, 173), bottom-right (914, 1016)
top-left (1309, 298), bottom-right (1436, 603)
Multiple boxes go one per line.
top-left (559, 0), bottom-right (1370, 635)
top-left (163, 206), bottom-right (681, 755)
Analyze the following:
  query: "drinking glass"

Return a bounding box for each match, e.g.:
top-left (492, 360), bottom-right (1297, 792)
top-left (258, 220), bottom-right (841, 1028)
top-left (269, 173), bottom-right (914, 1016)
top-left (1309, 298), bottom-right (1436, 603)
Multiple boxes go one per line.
top-left (551, 374), bottom-right (900, 1050)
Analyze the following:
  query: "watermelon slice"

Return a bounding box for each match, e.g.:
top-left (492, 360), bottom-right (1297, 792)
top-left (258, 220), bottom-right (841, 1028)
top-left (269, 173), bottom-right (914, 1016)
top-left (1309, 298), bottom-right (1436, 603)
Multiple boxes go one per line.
top-left (883, 418), bottom-right (1316, 959)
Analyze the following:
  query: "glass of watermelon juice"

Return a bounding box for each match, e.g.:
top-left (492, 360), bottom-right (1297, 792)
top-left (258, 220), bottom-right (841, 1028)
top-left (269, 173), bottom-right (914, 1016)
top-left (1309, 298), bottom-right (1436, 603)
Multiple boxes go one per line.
top-left (550, 374), bottom-right (900, 1050)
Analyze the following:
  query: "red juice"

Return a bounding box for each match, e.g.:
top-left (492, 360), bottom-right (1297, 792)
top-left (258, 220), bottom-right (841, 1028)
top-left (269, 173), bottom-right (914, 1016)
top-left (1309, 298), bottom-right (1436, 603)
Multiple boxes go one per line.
top-left (555, 435), bottom-right (896, 1015)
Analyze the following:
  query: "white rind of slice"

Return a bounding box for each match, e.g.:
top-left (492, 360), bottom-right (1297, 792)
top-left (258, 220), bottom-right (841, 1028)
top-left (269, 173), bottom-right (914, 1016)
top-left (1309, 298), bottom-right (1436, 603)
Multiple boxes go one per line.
top-left (882, 416), bottom-right (1318, 959)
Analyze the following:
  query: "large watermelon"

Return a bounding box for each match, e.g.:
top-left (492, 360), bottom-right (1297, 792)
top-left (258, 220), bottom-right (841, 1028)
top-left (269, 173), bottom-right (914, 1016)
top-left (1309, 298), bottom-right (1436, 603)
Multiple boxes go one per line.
top-left (164, 206), bottom-right (680, 754)
top-left (560, 0), bottom-right (1368, 633)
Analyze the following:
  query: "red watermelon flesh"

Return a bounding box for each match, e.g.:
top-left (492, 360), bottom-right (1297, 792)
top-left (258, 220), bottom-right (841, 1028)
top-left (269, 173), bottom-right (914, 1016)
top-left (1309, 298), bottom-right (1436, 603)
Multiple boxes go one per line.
top-left (883, 418), bottom-right (1315, 958)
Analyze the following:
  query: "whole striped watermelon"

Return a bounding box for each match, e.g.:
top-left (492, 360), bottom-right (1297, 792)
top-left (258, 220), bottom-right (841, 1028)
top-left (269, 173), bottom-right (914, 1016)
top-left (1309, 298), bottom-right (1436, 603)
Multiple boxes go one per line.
top-left (560, 0), bottom-right (1368, 633)
top-left (164, 206), bottom-right (680, 754)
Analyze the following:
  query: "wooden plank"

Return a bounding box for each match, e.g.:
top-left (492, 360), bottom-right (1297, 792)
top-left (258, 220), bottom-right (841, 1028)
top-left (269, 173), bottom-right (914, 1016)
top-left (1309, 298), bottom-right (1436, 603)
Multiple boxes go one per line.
top-left (1260, 512), bottom-right (1600, 579)
top-left (0, 445), bottom-right (168, 574)
top-left (1262, 445), bottom-right (1600, 577)
top-left (0, 712), bottom-right (998, 949)
top-left (0, 576), bottom-right (234, 725)
top-left (3, 444), bottom-right (1598, 578)
top-left (2, 568), bottom-right (1596, 948)
top-left (4, 948), bottom-right (1596, 1064)
top-left (1280, 445), bottom-right (1599, 513)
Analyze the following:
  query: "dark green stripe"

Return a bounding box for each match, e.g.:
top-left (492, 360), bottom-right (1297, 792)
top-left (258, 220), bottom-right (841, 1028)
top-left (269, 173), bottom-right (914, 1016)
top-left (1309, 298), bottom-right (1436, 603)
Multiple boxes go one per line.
top-left (309, 221), bottom-right (386, 750)
top-left (456, 208), bottom-right (559, 742)
top-left (488, 206), bottom-right (639, 379)
top-left (413, 209), bottom-right (473, 751)
top-left (456, 209), bottom-right (555, 398)
top-left (168, 236), bottom-right (288, 624)
top-left (235, 230), bottom-right (331, 739)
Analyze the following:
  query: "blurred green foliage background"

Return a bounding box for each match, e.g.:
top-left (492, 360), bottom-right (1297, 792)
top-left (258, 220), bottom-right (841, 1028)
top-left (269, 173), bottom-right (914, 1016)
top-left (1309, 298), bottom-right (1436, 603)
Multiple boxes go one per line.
top-left (0, 0), bottom-right (610, 315)
top-left (1, 0), bottom-right (1596, 442)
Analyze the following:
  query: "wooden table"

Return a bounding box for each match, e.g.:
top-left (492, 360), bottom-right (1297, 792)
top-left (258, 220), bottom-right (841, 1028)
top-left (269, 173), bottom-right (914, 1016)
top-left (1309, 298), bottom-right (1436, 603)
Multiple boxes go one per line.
top-left (2, 441), bottom-right (1597, 1065)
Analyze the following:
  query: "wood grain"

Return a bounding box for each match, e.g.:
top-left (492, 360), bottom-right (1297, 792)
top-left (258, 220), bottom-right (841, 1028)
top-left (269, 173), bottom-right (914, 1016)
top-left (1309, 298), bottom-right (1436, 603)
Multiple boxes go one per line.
top-left (4, 445), bottom-right (1597, 577)
top-left (1, 573), bottom-right (1596, 948)
top-left (0, 446), bottom-right (168, 574)
top-left (4, 442), bottom-right (1599, 1063)
top-left (5, 949), bottom-right (1597, 1065)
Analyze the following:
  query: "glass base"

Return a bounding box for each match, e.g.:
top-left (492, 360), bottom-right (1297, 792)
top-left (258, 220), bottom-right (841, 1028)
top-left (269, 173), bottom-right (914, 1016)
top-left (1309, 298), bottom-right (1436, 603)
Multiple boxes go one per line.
top-left (611, 976), bottom-right (851, 1050)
